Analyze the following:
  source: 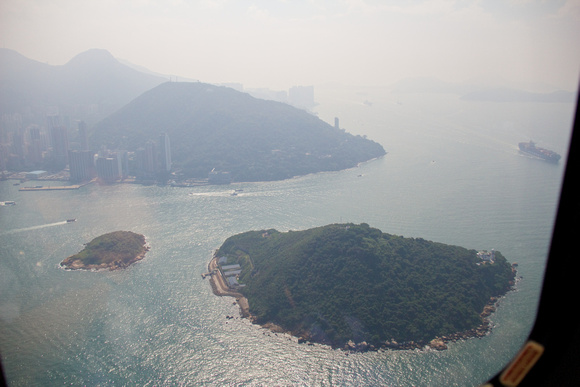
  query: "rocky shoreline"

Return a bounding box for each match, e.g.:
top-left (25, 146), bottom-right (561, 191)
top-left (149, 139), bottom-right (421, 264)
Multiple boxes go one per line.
top-left (60, 233), bottom-right (149, 271)
top-left (207, 252), bottom-right (517, 353)
top-left (61, 246), bottom-right (149, 271)
top-left (206, 253), bottom-right (250, 318)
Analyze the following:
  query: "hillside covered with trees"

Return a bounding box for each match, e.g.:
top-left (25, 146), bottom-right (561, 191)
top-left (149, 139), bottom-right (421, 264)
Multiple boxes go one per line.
top-left (90, 82), bottom-right (386, 182)
top-left (216, 223), bottom-right (515, 349)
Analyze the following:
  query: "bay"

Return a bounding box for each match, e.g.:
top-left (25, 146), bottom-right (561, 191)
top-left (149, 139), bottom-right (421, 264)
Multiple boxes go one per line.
top-left (0, 87), bottom-right (574, 386)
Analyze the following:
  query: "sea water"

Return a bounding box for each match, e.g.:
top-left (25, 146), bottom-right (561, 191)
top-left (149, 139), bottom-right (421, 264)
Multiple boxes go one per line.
top-left (0, 87), bottom-right (575, 386)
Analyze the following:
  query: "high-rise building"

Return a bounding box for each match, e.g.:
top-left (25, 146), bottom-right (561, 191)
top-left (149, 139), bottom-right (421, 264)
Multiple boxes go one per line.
top-left (96, 155), bottom-right (121, 183)
top-left (117, 150), bottom-right (129, 178)
top-left (68, 150), bottom-right (95, 182)
top-left (0, 143), bottom-right (9, 171)
top-left (135, 141), bottom-right (158, 179)
top-left (27, 139), bottom-right (43, 166)
top-left (78, 121), bottom-right (89, 151)
top-left (48, 124), bottom-right (69, 169)
top-left (159, 132), bottom-right (171, 172)
top-left (11, 130), bottom-right (26, 162)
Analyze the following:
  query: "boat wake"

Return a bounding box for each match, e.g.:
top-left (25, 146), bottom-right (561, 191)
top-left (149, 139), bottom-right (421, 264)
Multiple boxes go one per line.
top-left (1, 220), bottom-right (69, 235)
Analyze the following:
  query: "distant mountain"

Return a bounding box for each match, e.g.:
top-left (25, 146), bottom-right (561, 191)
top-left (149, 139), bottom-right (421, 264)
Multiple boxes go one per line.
top-left (460, 88), bottom-right (576, 103)
top-left (90, 82), bottom-right (386, 182)
top-left (117, 58), bottom-right (197, 82)
top-left (390, 76), bottom-right (576, 102)
top-left (389, 77), bottom-right (475, 94)
top-left (0, 48), bottom-right (166, 121)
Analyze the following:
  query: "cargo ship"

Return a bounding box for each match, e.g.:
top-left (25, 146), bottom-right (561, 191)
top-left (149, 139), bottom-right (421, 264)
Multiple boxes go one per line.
top-left (518, 141), bottom-right (561, 163)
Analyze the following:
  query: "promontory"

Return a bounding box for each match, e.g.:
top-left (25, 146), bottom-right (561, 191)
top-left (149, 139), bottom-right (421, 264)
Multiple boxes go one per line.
top-left (210, 223), bottom-right (516, 351)
top-left (61, 231), bottom-right (149, 271)
top-left (90, 82), bottom-right (386, 182)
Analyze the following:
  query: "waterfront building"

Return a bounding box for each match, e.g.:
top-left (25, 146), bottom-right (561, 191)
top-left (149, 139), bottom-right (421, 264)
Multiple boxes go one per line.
top-left (27, 139), bottom-right (43, 166)
top-left (159, 132), bottom-right (172, 172)
top-left (49, 125), bottom-right (69, 169)
top-left (135, 140), bottom-right (158, 179)
top-left (78, 121), bottom-right (89, 151)
top-left (96, 156), bottom-right (122, 183)
top-left (68, 150), bottom-right (96, 182)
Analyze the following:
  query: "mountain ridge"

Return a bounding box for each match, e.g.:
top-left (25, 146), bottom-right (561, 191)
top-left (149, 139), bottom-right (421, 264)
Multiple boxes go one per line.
top-left (0, 48), bottom-right (166, 122)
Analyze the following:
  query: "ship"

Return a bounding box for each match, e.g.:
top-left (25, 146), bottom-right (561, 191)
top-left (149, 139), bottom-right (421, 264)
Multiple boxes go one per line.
top-left (518, 141), bottom-right (561, 163)
top-left (66, 219), bottom-right (77, 223)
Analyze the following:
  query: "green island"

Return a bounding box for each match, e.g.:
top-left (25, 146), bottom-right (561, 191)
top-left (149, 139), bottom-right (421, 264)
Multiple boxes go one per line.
top-left (60, 231), bottom-right (149, 271)
top-left (210, 223), bottom-right (517, 351)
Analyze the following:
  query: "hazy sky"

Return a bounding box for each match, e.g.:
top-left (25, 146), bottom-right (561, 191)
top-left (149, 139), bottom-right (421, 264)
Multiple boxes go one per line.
top-left (1, 0), bottom-right (579, 91)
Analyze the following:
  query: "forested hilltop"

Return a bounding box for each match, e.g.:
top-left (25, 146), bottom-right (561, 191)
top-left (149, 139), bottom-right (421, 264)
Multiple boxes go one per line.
top-left (216, 223), bottom-right (516, 350)
top-left (90, 82), bottom-right (386, 182)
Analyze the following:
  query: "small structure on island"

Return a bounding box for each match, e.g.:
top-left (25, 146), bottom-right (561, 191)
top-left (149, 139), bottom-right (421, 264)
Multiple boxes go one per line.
top-left (477, 249), bottom-right (495, 263)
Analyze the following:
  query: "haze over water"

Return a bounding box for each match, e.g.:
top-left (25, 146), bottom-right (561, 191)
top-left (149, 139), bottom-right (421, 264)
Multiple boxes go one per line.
top-left (0, 87), bottom-right (574, 386)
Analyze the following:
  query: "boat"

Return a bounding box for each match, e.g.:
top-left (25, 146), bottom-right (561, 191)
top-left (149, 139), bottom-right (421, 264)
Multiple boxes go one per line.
top-left (518, 141), bottom-right (561, 163)
top-left (66, 219), bottom-right (77, 223)
top-left (1, 201), bottom-right (16, 206)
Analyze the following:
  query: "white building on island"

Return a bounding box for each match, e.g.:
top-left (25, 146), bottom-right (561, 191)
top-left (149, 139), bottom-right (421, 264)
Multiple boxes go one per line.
top-left (477, 249), bottom-right (495, 263)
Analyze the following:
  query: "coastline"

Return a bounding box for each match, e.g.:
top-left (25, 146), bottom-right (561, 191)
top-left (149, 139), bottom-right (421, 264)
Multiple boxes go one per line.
top-left (60, 235), bottom-right (149, 271)
top-left (206, 252), bottom-right (518, 353)
top-left (207, 253), bottom-right (250, 318)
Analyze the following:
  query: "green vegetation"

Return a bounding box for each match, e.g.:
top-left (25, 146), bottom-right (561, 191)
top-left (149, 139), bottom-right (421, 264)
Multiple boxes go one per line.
top-left (90, 82), bottom-right (386, 182)
top-left (216, 223), bottom-right (515, 348)
top-left (61, 231), bottom-right (148, 270)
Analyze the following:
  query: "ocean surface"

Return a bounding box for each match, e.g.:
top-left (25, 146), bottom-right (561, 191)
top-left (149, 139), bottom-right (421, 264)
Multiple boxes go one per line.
top-left (0, 87), bottom-right (576, 386)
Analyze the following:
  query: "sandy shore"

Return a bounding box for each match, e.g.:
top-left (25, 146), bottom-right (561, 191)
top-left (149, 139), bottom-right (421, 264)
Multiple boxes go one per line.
top-left (207, 254), bottom-right (250, 318)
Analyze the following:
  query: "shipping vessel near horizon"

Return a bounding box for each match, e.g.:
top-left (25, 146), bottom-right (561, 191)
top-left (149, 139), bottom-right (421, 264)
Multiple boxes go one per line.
top-left (518, 141), bottom-right (561, 163)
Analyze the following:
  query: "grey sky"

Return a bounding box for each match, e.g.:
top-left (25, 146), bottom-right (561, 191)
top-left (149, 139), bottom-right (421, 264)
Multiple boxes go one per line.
top-left (1, 0), bottom-right (579, 91)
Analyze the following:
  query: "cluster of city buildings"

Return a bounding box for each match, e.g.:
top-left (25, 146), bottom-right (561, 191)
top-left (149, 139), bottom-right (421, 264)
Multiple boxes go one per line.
top-left (0, 112), bottom-right (172, 184)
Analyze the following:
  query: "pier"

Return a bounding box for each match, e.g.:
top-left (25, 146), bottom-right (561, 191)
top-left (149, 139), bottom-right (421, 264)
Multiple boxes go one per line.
top-left (19, 180), bottom-right (95, 191)
top-left (19, 185), bottom-right (81, 191)
top-left (201, 269), bottom-right (217, 279)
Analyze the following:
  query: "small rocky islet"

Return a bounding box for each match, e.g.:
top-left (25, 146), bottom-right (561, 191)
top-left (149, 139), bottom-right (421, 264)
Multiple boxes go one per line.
top-left (60, 231), bottom-right (149, 271)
